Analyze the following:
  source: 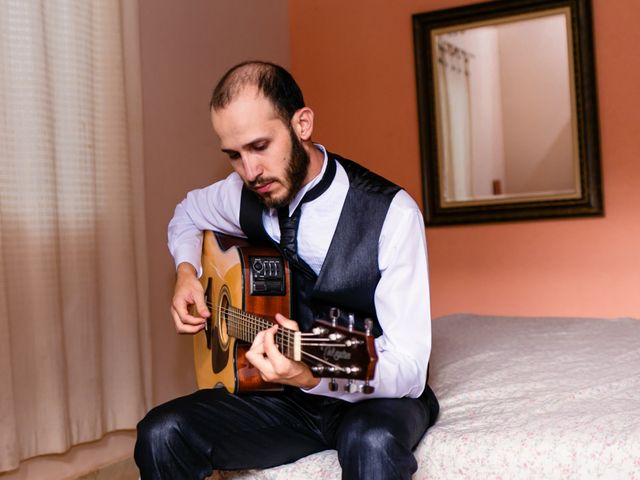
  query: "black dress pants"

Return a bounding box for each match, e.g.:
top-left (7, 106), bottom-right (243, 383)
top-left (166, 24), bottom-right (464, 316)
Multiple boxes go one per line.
top-left (135, 385), bottom-right (439, 480)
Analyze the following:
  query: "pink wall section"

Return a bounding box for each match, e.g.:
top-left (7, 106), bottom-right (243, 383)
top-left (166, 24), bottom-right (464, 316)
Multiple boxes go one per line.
top-left (290, 0), bottom-right (640, 319)
top-left (138, 0), bottom-right (290, 405)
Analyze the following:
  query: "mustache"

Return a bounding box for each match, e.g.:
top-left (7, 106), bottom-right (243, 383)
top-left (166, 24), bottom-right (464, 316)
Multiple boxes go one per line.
top-left (248, 176), bottom-right (277, 189)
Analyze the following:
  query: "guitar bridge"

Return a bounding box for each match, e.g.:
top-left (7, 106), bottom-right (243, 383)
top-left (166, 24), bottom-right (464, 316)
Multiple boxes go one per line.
top-left (249, 256), bottom-right (286, 296)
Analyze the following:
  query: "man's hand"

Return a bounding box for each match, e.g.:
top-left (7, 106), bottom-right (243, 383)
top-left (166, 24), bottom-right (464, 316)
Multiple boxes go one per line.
top-left (245, 314), bottom-right (321, 389)
top-left (170, 262), bottom-right (210, 334)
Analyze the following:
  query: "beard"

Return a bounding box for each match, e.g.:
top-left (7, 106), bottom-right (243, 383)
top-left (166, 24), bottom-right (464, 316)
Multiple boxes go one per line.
top-left (248, 127), bottom-right (310, 209)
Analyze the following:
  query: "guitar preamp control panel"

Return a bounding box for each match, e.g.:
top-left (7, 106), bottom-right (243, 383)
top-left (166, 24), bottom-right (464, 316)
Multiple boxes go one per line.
top-left (249, 256), bottom-right (286, 296)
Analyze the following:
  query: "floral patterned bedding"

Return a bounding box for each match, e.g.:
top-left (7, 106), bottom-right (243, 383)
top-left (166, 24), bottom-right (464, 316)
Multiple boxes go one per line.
top-left (212, 314), bottom-right (640, 479)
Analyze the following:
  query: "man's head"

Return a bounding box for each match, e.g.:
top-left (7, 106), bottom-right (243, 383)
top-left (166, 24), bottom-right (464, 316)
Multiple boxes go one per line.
top-left (209, 62), bottom-right (318, 209)
top-left (210, 61), bottom-right (305, 125)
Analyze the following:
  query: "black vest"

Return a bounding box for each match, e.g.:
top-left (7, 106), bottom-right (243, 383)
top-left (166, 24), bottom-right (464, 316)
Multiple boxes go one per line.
top-left (239, 153), bottom-right (401, 336)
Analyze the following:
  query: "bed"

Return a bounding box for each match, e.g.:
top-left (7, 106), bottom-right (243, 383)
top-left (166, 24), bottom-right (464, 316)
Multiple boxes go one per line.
top-left (212, 314), bottom-right (640, 479)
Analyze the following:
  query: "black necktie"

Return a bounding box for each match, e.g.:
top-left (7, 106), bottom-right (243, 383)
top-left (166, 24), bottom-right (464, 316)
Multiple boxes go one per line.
top-left (277, 156), bottom-right (337, 276)
top-left (278, 206), bottom-right (303, 265)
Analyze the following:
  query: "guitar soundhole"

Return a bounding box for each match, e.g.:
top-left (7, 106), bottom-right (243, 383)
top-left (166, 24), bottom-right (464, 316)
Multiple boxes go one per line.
top-left (217, 287), bottom-right (231, 349)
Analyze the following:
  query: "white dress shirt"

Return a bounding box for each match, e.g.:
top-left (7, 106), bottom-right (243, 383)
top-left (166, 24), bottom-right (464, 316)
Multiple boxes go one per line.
top-left (168, 145), bottom-right (432, 402)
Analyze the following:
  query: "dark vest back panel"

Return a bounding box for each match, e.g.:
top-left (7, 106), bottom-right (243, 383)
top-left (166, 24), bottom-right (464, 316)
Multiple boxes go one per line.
top-left (239, 153), bottom-right (400, 335)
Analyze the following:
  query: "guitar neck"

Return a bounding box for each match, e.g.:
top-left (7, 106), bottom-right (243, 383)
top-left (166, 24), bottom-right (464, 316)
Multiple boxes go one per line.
top-left (224, 306), bottom-right (302, 361)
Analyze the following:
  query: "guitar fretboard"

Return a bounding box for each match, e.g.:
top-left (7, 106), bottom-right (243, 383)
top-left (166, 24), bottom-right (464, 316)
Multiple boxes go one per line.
top-left (219, 306), bottom-right (300, 360)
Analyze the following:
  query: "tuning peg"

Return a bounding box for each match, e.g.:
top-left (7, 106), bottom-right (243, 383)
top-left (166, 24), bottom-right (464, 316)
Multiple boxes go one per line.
top-left (348, 313), bottom-right (355, 332)
top-left (359, 381), bottom-right (375, 395)
top-left (328, 378), bottom-right (338, 391)
top-left (344, 380), bottom-right (358, 393)
top-left (329, 308), bottom-right (340, 327)
top-left (364, 318), bottom-right (373, 336)
top-left (312, 326), bottom-right (328, 336)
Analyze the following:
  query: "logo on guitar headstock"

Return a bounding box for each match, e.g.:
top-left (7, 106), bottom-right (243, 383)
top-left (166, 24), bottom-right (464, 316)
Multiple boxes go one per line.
top-left (323, 347), bottom-right (352, 362)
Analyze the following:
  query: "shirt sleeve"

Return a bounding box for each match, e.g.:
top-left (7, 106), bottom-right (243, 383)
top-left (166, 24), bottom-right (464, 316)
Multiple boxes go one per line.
top-left (167, 173), bottom-right (245, 275)
top-left (303, 190), bottom-right (431, 402)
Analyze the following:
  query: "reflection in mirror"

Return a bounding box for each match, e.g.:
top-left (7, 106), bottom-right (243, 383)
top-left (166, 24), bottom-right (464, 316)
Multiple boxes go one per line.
top-left (435, 10), bottom-right (579, 205)
top-left (413, 0), bottom-right (603, 226)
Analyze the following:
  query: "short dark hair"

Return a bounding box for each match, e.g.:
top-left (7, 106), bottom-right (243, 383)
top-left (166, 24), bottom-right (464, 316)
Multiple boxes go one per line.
top-left (210, 61), bottom-right (305, 123)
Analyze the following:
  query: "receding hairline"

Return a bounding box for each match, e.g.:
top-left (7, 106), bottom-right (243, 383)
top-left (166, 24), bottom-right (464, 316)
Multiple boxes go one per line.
top-left (210, 86), bottom-right (283, 124)
top-left (211, 62), bottom-right (279, 111)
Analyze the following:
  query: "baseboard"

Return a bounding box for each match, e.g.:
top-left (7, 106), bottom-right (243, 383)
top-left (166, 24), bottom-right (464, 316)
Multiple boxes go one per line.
top-left (74, 457), bottom-right (138, 480)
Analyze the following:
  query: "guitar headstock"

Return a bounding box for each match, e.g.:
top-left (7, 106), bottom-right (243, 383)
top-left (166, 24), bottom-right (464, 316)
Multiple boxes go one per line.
top-left (300, 315), bottom-right (378, 392)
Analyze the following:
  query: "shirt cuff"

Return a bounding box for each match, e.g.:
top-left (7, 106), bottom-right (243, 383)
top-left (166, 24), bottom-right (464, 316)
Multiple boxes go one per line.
top-left (173, 246), bottom-right (203, 278)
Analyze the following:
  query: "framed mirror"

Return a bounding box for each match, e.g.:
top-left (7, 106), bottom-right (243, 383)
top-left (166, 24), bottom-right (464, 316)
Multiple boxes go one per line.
top-left (413, 0), bottom-right (603, 225)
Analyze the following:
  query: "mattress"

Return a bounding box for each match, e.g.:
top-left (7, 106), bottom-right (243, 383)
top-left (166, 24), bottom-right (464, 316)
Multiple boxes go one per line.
top-left (212, 314), bottom-right (640, 479)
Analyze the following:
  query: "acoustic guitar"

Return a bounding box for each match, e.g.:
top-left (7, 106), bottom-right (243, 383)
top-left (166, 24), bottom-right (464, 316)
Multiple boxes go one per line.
top-left (192, 231), bottom-right (378, 395)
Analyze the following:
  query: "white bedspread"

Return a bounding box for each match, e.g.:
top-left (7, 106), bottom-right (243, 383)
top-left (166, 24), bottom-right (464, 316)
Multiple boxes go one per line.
top-left (213, 314), bottom-right (640, 479)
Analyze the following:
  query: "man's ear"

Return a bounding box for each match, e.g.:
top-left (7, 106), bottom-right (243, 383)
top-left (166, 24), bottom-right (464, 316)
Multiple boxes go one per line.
top-left (291, 107), bottom-right (314, 141)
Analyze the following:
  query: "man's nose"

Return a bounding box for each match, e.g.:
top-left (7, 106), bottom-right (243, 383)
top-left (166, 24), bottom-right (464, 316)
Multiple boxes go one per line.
top-left (241, 156), bottom-right (262, 183)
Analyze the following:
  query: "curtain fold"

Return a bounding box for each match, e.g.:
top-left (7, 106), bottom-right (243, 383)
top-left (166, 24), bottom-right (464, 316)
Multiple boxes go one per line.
top-left (0, 0), bottom-right (151, 472)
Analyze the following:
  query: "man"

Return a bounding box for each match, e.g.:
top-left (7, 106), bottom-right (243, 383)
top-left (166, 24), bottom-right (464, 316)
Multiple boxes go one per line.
top-left (135, 61), bottom-right (439, 480)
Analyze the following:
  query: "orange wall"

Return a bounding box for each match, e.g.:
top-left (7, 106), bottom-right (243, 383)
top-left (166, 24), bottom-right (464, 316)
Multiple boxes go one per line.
top-left (290, 0), bottom-right (640, 319)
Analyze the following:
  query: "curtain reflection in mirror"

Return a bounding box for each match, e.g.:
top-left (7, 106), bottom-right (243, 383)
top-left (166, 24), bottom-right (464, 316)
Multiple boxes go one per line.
top-left (437, 37), bottom-right (473, 201)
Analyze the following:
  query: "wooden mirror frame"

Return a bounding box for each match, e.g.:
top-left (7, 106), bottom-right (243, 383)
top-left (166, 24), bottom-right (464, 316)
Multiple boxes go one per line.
top-left (413, 0), bottom-right (603, 226)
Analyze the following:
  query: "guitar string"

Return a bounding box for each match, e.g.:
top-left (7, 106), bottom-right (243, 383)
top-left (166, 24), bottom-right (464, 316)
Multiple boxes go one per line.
top-left (203, 303), bottom-right (361, 375)
top-left (300, 351), bottom-right (346, 371)
top-left (217, 306), bottom-right (295, 344)
top-left (204, 302), bottom-right (294, 359)
top-left (219, 307), bottom-right (337, 362)
top-left (206, 305), bottom-right (352, 358)
top-left (214, 305), bottom-right (313, 361)
top-left (205, 302), bottom-right (292, 340)
top-left (214, 305), bottom-right (344, 346)
top-left (213, 306), bottom-right (356, 346)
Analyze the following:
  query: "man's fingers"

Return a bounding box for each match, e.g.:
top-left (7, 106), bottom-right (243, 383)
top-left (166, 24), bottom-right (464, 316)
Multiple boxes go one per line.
top-left (194, 294), bottom-right (210, 318)
top-left (172, 294), bottom-right (193, 318)
top-left (171, 306), bottom-right (205, 334)
top-left (246, 324), bottom-right (313, 386)
top-left (251, 329), bottom-right (267, 352)
top-left (247, 326), bottom-right (281, 365)
top-left (246, 349), bottom-right (269, 370)
top-left (262, 325), bottom-right (282, 359)
top-left (274, 313), bottom-right (299, 331)
top-left (172, 295), bottom-right (206, 325)
top-left (171, 294), bottom-right (189, 318)
top-left (246, 329), bottom-right (270, 369)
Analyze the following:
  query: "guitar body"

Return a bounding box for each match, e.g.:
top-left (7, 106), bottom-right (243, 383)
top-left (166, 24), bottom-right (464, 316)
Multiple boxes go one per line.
top-left (193, 231), bottom-right (291, 393)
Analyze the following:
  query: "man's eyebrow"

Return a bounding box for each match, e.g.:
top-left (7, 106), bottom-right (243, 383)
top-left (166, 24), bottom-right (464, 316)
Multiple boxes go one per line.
top-left (245, 137), bottom-right (269, 147)
top-left (221, 138), bottom-right (269, 154)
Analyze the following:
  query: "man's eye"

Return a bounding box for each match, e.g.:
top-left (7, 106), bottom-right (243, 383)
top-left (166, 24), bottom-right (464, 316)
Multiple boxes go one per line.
top-left (253, 143), bottom-right (267, 151)
top-left (227, 152), bottom-right (240, 160)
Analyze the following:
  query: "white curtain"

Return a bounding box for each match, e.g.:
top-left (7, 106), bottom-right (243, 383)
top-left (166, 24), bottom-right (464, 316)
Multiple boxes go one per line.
top-left (0, 0), bottom-right (151, 472)
top-left (437, 42), bottom-right (473, 201)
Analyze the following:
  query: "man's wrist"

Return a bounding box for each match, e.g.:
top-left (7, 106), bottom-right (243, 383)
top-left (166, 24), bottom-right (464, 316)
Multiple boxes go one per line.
top-left (299, 375), bottom-right (321, 390)
top-left (176, 262), bottom-right (197, 277)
